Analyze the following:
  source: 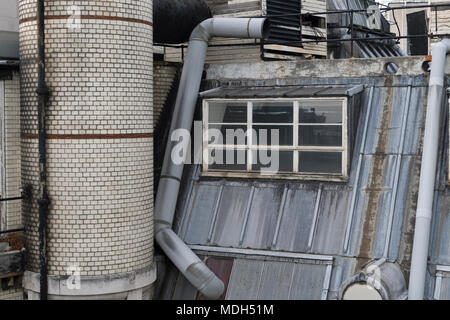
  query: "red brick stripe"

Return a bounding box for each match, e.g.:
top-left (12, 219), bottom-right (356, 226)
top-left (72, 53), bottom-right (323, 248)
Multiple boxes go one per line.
top-left (19, 15), bottom-right (153, 27)
top-left (21, 133), bottom-right (154, 140)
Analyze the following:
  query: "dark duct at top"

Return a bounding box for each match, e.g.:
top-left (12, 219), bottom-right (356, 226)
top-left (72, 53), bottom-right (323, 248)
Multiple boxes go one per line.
top-left (153, 0), bottom-right (212, 44)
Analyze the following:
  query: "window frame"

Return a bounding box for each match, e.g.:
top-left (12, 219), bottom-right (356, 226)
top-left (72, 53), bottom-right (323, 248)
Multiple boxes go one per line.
top-left (202, 97), bottom-right (349, 181)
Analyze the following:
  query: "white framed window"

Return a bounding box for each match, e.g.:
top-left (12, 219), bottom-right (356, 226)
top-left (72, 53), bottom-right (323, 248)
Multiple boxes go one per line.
top-left (202, 98), bottom-right (348, 180)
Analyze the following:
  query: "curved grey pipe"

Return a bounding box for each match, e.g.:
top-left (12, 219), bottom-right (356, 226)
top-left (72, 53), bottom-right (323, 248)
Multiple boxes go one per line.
top-left (408, 39), bottom-right (450, 300)
top-left (155, 18), bottom-right (270, 300)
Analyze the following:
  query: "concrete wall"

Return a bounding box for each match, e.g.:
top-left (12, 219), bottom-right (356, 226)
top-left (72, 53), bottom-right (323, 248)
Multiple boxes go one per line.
top-left (386, 1), bottom-right (450, 54)
top-left (205, 55), bottom-right (450, 80)
top-left (0, 70), bottom-right (22, 231)
top-left (18, 0), bottom-right (155, 299)
top-left (0, 0), bottom-right (19, 59)
top-left (0, 0), bottom-right (19, 33)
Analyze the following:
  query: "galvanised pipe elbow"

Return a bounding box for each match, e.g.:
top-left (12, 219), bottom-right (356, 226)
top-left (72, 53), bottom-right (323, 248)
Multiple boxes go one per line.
top-left (155, 18), bottom-right (269, 300)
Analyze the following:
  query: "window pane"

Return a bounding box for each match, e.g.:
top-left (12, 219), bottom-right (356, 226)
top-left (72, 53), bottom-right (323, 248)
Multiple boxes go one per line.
top-left (208, 125), bottom-right (247, 145)
top-left (252, 125), bottom-right (293, 146)
top-left (252, 151), bottom-right (293, 173)
top-left (208, 148), bottom-right (247, 171)
top-left (299, 152), bottom-right (342, 174)
top-left (299, 125), bottom-right (342, 147)
top-left (208, 102), bottom-right (247, 123)
top-left (299, 100), bottom-right (343, 124)
top-left (253, 102), bottom-right (293, 123)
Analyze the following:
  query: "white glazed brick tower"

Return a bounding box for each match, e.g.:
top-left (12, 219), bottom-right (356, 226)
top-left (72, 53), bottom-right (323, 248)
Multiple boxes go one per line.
top-left (18, 0), bottom-right (155, 299)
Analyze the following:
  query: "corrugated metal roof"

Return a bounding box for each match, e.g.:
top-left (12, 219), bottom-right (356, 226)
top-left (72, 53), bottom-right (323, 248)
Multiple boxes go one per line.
top-left (226, 258), bottom-right (329, 300)
top-left (159, 73), bottom-right (450, 300)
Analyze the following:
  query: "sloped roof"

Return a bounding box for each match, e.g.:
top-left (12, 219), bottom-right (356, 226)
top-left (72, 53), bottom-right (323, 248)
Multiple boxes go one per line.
top-left (157, 71), bottom-right (450, 300)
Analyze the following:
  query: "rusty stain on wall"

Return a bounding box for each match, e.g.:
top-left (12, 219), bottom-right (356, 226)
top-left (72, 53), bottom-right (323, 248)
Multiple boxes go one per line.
top-left (356, 77), bottom-right (394, 271)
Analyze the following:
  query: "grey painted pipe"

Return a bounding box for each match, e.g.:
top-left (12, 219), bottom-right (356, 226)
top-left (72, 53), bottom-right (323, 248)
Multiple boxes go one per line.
top-left (408, 39), bottom-right (450, 300)
top-left (154, 18), bottom-right (269, 300)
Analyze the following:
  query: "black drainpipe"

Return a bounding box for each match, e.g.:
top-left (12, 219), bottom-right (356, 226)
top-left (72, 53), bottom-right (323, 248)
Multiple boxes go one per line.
top-left (36, 0), bottom-right (50, 301)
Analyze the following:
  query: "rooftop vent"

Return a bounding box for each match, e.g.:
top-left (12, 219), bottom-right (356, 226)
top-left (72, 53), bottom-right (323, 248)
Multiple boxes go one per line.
top-left (266, 0), bottom-right (302, 46)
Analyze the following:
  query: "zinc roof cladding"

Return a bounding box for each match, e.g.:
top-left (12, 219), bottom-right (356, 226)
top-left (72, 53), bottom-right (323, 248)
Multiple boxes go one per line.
top-left (164, 74), bottom-right (449, 300)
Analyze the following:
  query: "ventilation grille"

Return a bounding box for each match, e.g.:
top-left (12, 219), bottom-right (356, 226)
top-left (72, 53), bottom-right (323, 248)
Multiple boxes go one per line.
top-left (266, 0), bottom-right (302, 46)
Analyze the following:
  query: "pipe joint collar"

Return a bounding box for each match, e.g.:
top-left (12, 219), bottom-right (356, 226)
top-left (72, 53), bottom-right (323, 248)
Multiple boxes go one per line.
top-left (186, 261), bottom-right (225, 300)
top-left (429, 39), bottom-right (450, 86)
top-left (190, 19), bottom-right (213, 42)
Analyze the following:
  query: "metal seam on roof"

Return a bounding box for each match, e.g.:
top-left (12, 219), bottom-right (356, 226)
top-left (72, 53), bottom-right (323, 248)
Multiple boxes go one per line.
top-left (343, 86), bottom-right (375, 253)
top-left (188, 245), bottom-right (334, 262)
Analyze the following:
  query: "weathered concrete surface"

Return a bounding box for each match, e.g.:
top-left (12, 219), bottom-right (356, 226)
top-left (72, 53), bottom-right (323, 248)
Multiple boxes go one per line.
top-left (0, 0), bottom-right (18, 33)
top-left (23, 264), bottom-right (156, 299)
top-left (0, 0), bottom-right (18, 59)
top-left (206, 56), bottom-right (450, 80)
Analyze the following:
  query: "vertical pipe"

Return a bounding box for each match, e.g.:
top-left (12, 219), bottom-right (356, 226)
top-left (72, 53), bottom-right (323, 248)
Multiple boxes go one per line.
top-left (154, 18), bottom-right (269, 299)
top-left (408, 39), bottom-right (450, 300)
top-left (36, 0), bottom-right (50, 301)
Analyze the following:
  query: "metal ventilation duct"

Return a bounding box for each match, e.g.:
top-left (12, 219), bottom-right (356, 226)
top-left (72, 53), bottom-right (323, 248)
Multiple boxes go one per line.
top-left (154, 17), bottom-right (270, 299)
top-left (153, 0), bottom-right (212, 44)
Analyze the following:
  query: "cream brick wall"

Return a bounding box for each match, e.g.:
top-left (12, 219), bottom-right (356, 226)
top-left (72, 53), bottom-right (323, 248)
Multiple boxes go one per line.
top-left (0, 71), bottom-right (22, 231)
top-left (18, 0), bottom-right (153, 277)
top-left (430, 6), bottom-right (450, 46)
top-left (153, 62), bottom-right (180, 127)
top-left (387, 1), bottom-right (450, 52)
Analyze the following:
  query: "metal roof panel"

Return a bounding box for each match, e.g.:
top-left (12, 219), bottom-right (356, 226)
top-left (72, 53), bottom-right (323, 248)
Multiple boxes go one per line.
top-left (200, 85), bottom-right (364, 99)
top-left (161, 74), bottom-right (449, 300)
